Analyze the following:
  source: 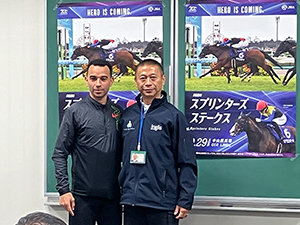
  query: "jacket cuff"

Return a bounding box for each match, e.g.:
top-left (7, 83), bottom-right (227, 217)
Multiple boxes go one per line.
top-left (58, 188), bottom-right (70, 196)
top-left (177, 200), bottom-right (192, 210)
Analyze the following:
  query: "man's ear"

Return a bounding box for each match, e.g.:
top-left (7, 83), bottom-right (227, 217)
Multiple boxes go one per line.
top-left (162, 74), bottom-right (166, 86)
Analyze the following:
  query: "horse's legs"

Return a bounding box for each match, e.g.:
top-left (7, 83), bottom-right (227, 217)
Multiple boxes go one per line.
top-left (268, 71), bottom-right (278, 84)
top-left (241, 71), bottom-right (253, 82)
top-left (224, 68), bottom-right (231, 84)
top-left (227, 75), bottom-right (231, 83)
top-left (269, 66), bottom-right (281, 80)
top-left (72, 69), bottom-right (87, 79)
top-left (282, 68), bottom-right (292, 85)
top-left (113, 64), bottom-right (128, 82)
top-left (241, 64), bottom-right (258, 82)
top-left (199, 61), bottom-right (226, 78)
top-left (199, 69), bottom-right (213, 78)
top-left (233, 66), bottom-right (238, 77)
top-left (247, 64), bottom-right (259, 82)
top-left (283, 67), bottom-right (296, 86)
top-left (262, 65), bottom-right (278, 84)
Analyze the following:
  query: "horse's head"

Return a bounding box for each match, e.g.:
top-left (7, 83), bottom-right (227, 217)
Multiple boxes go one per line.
top-left (198, 44), bottom-right (211, 59)
top-left (273, 40), bottom-right (296, 57)
top-left (285, 39), bottom-right (297, 47)
top-left (71, 47), bottom-right (83, 60)
top-left (229, 113), bottom-right (252, 137)
top-left (142, 41), bottom-right (162, 57)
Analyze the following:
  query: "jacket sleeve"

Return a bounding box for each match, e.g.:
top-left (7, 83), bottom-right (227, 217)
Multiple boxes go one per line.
top-left (173, 112), bottom-right (198, 210)
top-left (52, 108), bottom-right (76, 196)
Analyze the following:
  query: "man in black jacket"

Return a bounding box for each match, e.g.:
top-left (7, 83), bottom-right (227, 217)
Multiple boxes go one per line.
top-left (118, 59), bottom-right (197, 225)
top-left (52, 59), bottom-right (122, 225)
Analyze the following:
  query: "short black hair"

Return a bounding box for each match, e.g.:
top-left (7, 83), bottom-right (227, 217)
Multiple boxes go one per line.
top-left (135, 59), bottom-right (164, 75)
top-left (87, 59), bottom-right (113, 77)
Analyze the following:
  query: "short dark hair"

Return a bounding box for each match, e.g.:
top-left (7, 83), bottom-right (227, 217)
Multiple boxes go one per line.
top-left (135, 59), bottom-right (164, 76)
top-left (87, 59), bottom-right (113, 77)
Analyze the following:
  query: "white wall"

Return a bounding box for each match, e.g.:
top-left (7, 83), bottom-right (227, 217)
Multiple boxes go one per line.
top-left (1, 1), bottom-right (300, 225)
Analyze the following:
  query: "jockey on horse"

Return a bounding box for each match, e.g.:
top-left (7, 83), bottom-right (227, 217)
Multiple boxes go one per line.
top-left (218, 37), bottom-right (249, 58)
top-left (89, 39), bottom-right (118, 59)
top-left (255, 100), bottom-right (286, 142)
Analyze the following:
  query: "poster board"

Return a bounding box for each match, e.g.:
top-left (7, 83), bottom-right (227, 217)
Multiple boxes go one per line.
top-left (183, 0), bottom-right (300, 202)
top-left (46, 0), bottom-right (300, 206)
top-left (46, 0), bottom-right (167, 194)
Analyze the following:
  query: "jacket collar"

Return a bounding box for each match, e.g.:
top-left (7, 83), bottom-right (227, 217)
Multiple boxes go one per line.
top-left (87, 94), bottom-right (111, 110)
top-left (135, 90), bottom-right (168, 111)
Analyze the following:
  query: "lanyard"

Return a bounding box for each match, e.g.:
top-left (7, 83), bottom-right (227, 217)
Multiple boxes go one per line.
top-left (137, 105), bottom-right (146, 151)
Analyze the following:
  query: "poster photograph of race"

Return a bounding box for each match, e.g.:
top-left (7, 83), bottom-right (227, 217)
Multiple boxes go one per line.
top-left (56, 1), bottom-right (163, 123)
top-left (184, 0), bottom-right (297, 157)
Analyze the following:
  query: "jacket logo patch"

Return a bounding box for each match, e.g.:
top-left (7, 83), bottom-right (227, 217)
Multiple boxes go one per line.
top-left (150, 124), bottom-right (162, 131)
top-left (111, 105), bottom-right (121, 119)
top-left (127, 121), bottom-right (132, 128)
top-left (111, 105), bottom-right (121, 131)
top-left (124, 120), bottom-right (135, 131)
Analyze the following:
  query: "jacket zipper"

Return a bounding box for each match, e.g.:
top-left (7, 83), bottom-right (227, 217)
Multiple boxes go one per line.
top-left (103, 108), bottom-right (107, 135)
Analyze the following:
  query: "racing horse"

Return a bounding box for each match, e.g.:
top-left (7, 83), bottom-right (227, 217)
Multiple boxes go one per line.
top-left (229, 113), bottom-right (296, 153)
top-left (198, 44), bottom-right (282, 84)
top-left (142, 40), bottom-right (163, 59)
top-left (70, 46), bottom-right (142, 81)
top-left (273, 39), bottom-right (296, 86)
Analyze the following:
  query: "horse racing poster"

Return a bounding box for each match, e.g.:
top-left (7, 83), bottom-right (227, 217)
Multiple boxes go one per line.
top-left (185, 0), bottom-right (297, 157)
top-left (56, 1), bottom-right (162, 123)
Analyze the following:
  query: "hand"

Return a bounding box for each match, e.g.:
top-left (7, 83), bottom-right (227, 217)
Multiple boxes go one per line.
top-left (255, 118), bottom-right (261, 122)
top-left (174, 205), bottom-right (189, 219)
top-left (59, 192), bottom-right (75, 216)
top-left (216, 44), bottom-right (220, 47)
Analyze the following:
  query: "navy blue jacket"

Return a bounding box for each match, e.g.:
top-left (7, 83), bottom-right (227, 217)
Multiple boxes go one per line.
top-left (118, 91), bottom-right (197, 210)
top-left (52, 95), bottom-right (122, 199)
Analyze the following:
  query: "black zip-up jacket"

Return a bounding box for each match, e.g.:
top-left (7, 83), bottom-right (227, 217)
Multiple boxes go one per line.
top-left (118, 91), bottom-right (197, 210)
top-left (52, 95), bottom-right (122, 199)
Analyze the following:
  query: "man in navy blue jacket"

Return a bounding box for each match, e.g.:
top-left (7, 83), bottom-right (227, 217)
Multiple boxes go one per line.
top-left (118, 59), bottom-right (197, 225)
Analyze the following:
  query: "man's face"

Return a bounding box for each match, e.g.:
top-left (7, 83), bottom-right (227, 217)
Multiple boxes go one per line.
top-left (134, 64), bottom-right (166, 103)
top-left (85, 65), bottom-right (113, 104)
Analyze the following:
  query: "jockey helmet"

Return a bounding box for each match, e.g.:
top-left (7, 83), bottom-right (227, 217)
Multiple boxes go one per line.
top-left (223, 38), bottom-right (228, 42)
top-left (240, 38), bottom-right (245, 41)
top-left (256, 100), bottom-right (268, 111)
top-left (109, 39), bottom-right (114, 42)
top-left (93, 39), bottom-right (99, 44)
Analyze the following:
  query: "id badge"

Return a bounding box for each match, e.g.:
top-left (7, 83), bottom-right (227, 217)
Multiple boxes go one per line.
top-left (130, 150), bottom-right (146, 164)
